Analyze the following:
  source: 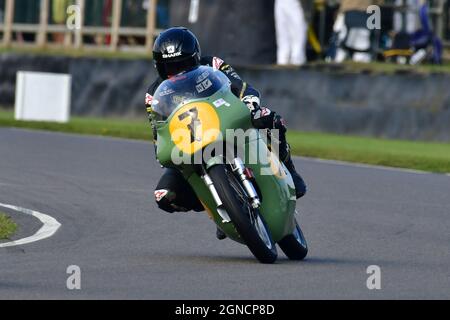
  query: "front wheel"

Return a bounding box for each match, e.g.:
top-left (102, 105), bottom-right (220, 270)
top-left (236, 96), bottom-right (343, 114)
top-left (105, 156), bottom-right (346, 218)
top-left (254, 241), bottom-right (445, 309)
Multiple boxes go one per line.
top-left (208, 164), bottom-right (277, 264)
top-left (278, 220), bottom-right (308, 260)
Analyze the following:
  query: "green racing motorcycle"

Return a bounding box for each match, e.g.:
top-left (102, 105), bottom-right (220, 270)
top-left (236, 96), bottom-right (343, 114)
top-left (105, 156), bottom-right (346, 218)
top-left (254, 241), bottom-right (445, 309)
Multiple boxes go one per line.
top-left (150, 66), bottom-right (307, 263)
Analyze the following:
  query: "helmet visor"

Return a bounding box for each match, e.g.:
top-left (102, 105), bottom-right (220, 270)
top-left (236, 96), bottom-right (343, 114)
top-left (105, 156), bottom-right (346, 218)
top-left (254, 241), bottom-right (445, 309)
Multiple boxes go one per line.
top-left (156, 55), bottom-right (199, 79)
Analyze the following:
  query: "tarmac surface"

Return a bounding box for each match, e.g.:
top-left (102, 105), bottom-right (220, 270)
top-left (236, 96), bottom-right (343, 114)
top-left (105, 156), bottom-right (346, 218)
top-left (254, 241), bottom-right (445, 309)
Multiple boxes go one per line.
top-left (1, 128), bottom-right (449, 299)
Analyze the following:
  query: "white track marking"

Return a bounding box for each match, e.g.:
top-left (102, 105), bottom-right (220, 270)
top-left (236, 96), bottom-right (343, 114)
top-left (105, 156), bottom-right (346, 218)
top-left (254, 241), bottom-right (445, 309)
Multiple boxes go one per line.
top-left (0, 203), bottom-right (61, 248)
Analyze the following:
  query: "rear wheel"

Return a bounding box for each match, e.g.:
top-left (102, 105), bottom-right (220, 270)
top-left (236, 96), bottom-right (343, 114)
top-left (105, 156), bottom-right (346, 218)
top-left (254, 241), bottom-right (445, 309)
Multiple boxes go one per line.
top-left (278, 220), bottom-right (308, 260)
top-left (208, 164), bottom-right (277, 264)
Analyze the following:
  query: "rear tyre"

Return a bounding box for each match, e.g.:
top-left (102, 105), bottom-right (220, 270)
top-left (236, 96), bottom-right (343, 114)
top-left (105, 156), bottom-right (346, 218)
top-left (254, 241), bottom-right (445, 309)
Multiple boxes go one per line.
top-left (278, 220), bottom-right (308, 260)
top-left (208, 164), bottom-right (277, 264)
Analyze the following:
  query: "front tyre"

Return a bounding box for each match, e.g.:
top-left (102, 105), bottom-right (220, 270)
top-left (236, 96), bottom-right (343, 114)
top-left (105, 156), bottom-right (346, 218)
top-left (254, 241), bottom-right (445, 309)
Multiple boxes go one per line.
top-left (278, 220), bottom-right (308, 260)
top-left (208, 164), bottom-right (277, 264)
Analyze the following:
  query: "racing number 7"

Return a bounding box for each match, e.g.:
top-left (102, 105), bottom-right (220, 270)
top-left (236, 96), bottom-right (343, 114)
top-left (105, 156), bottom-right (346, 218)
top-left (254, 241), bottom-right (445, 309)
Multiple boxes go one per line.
top-left (178, 107), bottom-right (201, 143)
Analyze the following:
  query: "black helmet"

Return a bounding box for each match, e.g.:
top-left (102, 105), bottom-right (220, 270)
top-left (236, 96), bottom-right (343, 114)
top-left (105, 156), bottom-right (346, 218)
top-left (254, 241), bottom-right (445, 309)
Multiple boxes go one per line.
top-left (153, 27), bottom-right (201, 79)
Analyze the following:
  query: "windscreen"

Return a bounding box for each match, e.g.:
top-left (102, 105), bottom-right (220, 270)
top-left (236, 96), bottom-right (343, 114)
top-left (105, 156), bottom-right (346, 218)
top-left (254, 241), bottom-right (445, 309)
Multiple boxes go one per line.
top-left (152, 66), bottom-right (230, 120)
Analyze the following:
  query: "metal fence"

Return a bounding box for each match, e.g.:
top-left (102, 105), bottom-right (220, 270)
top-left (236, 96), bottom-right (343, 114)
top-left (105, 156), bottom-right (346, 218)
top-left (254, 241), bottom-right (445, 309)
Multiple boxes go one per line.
top-left (0, 0), bottom-right (165, 53)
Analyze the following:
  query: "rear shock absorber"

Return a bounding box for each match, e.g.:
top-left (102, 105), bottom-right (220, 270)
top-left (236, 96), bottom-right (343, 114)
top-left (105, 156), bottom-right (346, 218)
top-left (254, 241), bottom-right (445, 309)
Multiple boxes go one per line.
top-left (232, 158), bottom-right (261, 209)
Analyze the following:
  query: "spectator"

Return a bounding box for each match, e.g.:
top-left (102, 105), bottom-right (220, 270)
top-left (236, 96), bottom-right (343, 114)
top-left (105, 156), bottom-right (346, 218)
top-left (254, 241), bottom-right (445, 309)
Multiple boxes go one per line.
top-left (84, 0), bottom-right (113, 45)
top-left (385, 1), bottom-right (442, 64)
top-left (13, 0), bottom-right (40, 42)
top-left (85, 0), bottom-right (106, 27)
top-left (52, 0), bottom-right (74, 43)
top-left (330, 0), bottom-right (384, 63)
top-left (83, 0), bottom-right (104, 44)
top-left (121, 0), bottom-right (146, 45)
top-left (142, 0), bottom-right (170, 29)
top-left (275, 0), bottom-right (308, 65)
top-left (394, 0), bottom-right (422, 33)
top-left (103, 0), bottom-right (113, 45)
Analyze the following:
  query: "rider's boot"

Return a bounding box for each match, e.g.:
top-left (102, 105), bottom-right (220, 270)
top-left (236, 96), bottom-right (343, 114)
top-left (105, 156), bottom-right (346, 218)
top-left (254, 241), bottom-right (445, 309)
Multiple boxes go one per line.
top-left (283, 150), bottom-right (307, 199)
top-left (216, 227), bottom-right (227, 240)
top-left (277, 132), bottom-right (307, 199)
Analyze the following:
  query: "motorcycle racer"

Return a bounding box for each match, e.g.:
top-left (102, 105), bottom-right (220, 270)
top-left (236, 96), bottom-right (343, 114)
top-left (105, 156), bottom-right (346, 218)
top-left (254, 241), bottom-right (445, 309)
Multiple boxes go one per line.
top-left (146, 27), bottom-right (307, 238)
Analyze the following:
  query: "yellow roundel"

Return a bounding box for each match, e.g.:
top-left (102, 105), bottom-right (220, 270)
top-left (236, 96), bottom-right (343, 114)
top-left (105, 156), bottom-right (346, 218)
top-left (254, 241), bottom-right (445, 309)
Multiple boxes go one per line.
top-left (169, 101), bottom-right (221, 154)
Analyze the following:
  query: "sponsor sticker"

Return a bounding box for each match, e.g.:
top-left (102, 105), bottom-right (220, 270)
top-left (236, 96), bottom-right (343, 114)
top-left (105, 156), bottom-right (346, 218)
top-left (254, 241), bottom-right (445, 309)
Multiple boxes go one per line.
top-left (163, 52), bottom-right (182, 59)
top-left (167, 45), bottom-right (176, 54)
top-left (162, 45), bottom-right (182, 59)
top-left (196, 71), bottom-right (210, 83)
top-left (196, 79), bottom-right (212, 93)
top-left (159, 88), bottom-right (175, 96)
top-left (213, 99), bottom-right (231, 108)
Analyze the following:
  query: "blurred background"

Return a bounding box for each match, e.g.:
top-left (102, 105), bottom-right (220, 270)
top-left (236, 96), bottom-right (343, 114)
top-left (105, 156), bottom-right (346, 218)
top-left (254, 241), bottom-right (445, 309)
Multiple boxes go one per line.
top-left (0, 0), bottom-right (448, 63)
top-left (0, 0), bottom-right (450, 146)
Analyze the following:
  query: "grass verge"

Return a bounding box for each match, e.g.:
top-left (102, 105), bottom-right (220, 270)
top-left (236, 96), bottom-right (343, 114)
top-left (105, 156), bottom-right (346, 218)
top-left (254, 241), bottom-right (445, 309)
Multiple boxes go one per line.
top-left (337, 61), bottom-right (450, 74)
top-left (0, 109), bottom-right (152, 140)
top-left (2, 47), bottom-right (450, 74)
top-left (1, 109), bottom-right (449, 173)
top-left (0, 213), bottom-right (18, 240)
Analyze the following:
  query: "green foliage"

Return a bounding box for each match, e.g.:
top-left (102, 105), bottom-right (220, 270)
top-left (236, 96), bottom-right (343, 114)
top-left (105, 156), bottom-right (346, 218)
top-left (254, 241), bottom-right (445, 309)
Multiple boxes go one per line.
top-left (0, 213), bottom-right (17, 240)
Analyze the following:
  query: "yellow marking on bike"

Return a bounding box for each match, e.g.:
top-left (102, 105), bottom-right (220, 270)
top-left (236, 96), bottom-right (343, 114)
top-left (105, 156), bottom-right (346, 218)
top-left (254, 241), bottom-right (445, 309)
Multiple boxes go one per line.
top-left (268, 151), bottom-right (287, 179)
top-left (200, 200), bottom-right (214, 220)
top-left (169, 101), bottom-right (221, 154)
top-left (239, 82), bottom-right (248, 99)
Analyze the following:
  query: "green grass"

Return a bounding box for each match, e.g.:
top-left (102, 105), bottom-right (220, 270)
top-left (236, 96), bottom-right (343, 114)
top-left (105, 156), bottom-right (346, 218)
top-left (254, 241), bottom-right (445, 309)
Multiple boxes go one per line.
top-left (304, 61), bottom-right (450, 75)
top-left (288, 131), bottom-right (450, 173)
top-left (0, 109), bottom-right (152, 140)
top-left (342, 61), bottom-right (450, 74)
top-left (0, 213), bottom-right (17, 240)
top-left (1, 109), bottom-right (449, 173)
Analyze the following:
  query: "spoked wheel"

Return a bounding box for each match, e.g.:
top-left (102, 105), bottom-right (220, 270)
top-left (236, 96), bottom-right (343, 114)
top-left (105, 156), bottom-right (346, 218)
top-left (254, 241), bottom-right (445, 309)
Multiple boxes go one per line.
top-left (208, 164), bottom-right (277, 264)
top-left (278, 219), bottom-right (308, 260)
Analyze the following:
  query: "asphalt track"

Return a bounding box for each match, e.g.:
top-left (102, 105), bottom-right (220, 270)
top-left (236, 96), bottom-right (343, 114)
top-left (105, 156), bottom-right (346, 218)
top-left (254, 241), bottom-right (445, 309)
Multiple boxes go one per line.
top-left (0, 128), bottom-right (449, 299)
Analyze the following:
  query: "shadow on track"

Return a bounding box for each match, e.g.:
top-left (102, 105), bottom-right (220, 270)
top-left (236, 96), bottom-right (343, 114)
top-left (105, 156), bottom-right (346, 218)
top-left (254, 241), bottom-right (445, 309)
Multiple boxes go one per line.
top-left (149, 253), bottom-right (406, 267)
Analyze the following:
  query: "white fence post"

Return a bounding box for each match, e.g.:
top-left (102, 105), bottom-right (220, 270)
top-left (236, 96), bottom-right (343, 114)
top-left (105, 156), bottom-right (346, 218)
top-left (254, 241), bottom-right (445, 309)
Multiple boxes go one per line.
top-left (145, 0), bottom-right (158, 53)
top-left (74, 0), bottom-right (85, 49)
top-left (3, 0), bottom-right (14, 46)
top-left (110, 0), bottom-right (123, 51)
top-left (37, 0), bottom-right (49, 47)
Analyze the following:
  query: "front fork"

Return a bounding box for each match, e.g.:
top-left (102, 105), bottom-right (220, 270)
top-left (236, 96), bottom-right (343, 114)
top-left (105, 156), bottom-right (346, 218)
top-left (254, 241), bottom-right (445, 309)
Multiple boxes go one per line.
top-left (201, 173), bottom-right (231, 223)
top-left (200, 157), bottom-right (261, 223)
top-left (230, 158), bottom-right (261, 209)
